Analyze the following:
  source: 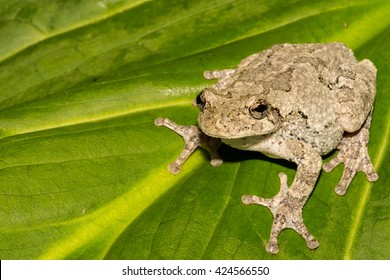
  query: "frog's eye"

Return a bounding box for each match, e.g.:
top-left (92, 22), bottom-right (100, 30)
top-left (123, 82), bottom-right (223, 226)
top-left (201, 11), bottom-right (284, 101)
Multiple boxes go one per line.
top-left (196, 91), bottom-right (206, 111)
top-left (249, 99), bottom-right (269, 119)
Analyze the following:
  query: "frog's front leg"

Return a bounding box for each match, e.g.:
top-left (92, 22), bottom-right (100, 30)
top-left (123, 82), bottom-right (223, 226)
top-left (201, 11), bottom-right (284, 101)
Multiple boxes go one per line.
top-left (155, 118), bottom-right (222, 174)
top-left (242, 140), bottom-right (322, 254)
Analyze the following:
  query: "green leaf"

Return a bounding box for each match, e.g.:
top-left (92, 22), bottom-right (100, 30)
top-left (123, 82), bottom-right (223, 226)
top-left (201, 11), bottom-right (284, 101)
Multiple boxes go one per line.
top-left (0, 0), bottom-right (389, 259)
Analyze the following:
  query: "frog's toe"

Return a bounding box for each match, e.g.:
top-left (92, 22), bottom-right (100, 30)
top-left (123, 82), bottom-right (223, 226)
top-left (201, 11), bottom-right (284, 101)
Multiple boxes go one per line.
top-left (210, 158), bottom-right (223, 167)
top-left (362, 157), bottom-right (379, 182)
top-left (306, 238), bottom-right (320, 250)
top-left (168, 162), bottom-right (181, 175)
top-left (266, 240), bottom-right (280, 255)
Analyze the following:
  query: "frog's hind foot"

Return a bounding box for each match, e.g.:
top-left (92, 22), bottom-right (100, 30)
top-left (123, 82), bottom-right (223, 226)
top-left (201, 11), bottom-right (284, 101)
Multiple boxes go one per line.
top-left (242, 172), bottom-right (319, 254)
top-left (322, 114), bottom-right (378, 195)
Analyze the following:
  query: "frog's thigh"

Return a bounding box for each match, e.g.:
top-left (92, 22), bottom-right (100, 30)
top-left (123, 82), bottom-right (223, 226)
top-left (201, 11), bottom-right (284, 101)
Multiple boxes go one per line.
top-left (338, 59), bottom-right (376, 133)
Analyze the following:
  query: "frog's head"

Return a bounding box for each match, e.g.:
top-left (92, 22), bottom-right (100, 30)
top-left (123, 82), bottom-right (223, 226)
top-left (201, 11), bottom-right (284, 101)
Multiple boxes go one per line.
top-left (196, 88), bottom-right (281, 139)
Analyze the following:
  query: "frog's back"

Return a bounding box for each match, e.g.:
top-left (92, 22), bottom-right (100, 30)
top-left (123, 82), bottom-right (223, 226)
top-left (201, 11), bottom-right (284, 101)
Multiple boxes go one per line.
top-left (240, 42), bottom-right (355, 74)
top-left (237, 43), bottom-right (355, 155)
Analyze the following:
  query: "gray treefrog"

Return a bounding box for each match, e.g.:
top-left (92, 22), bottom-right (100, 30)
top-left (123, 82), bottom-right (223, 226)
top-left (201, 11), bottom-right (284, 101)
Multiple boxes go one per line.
top-left (155, 43), bottom-right (378, 254)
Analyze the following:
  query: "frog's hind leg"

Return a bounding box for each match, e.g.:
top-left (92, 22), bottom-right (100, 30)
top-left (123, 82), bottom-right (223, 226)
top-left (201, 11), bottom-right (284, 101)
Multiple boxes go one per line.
top-left (325, 59), bottom-right (378, 195)
top-left (337, 59), bottom-right (376, 133)
top-left (323, 111), bottom-right (378, 195)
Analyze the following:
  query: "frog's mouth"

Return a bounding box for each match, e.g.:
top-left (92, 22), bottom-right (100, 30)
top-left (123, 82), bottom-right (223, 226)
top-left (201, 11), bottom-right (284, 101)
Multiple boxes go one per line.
top-left (198, 108), bottom-right (281, 139)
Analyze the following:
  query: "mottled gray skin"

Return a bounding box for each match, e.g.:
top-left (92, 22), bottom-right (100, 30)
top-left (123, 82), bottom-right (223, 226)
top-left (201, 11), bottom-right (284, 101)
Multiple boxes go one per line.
top-left (155, 43), bottom-right (378, 254)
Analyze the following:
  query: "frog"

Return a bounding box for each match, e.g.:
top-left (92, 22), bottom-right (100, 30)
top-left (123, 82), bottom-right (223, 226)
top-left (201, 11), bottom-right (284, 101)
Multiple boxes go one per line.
top-left (154, 42), bottom-right (378, 254)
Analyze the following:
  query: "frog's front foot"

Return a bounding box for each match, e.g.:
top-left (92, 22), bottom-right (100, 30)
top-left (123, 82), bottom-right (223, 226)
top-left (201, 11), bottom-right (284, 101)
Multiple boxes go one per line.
top-left (242, 173), bottom-right (319, 254)
top-left (155, 118), bottom-right (222, 174)
top-left (322, 118), bottom-right (378, 195)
